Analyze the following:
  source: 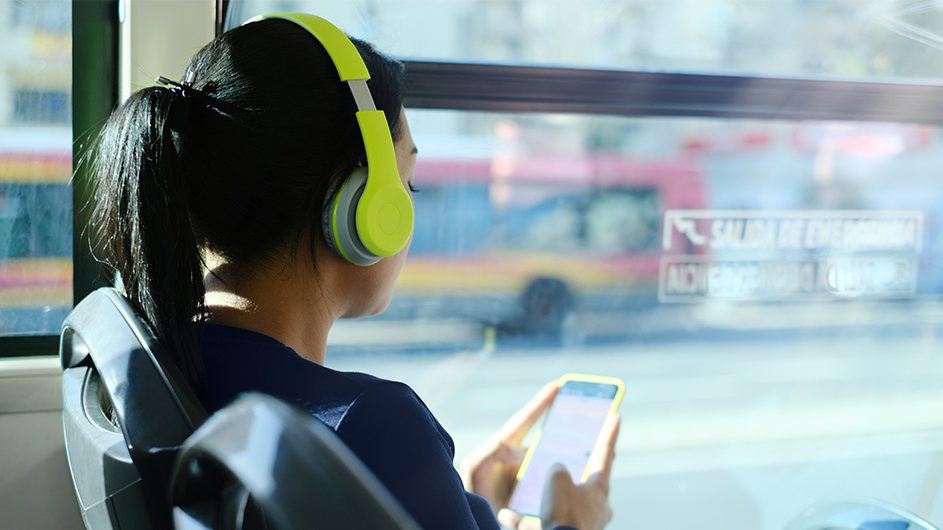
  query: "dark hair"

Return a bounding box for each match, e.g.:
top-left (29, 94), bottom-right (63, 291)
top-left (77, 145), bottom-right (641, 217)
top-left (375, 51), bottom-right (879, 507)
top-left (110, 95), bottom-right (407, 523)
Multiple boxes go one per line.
top-left (91, 19), bottom-right (406, 386)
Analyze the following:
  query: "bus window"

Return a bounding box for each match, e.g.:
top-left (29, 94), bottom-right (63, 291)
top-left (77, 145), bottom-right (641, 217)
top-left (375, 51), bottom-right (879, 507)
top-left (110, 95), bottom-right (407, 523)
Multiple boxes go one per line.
top-left (411, 171), bottom-right (662, 254)
top-left (329, 108), bottom-right (943, 529)
top-left (218, 1), bottom-right (943, 528)
top-left (0, 0), bottom-right (73, 336)
top-left (230, 0), bottom-right (943, 81)
top-left (382, 114), bottom-right (703, 344)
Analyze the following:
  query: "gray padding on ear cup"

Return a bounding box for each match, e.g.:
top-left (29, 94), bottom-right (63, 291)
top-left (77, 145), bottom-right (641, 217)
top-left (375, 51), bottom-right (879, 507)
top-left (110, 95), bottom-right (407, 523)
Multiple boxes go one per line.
top-left (321, 176), bottom-right (345, 257)
top-left (321, 168), bottom-right (381, 266)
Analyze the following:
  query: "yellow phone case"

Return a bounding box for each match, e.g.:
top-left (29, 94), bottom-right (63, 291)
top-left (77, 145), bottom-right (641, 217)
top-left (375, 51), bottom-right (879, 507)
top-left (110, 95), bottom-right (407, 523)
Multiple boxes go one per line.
top-left (507, 373), bottom-right (625, 516)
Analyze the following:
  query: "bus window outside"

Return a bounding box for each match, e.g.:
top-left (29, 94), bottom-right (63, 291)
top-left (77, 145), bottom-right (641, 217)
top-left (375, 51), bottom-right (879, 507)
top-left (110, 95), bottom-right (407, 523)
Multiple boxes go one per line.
top-left (0, 0), bottom-right (73, 337)
top-left (323, 106), bottom-right (943, 530)
top-left (212, 0), bottom-right (943, 528)
top-left (231, 0), bottom-right (943, 82)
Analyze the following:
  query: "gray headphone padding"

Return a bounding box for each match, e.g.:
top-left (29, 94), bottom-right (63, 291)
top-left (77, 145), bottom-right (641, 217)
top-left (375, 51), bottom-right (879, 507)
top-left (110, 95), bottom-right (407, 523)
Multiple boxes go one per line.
top-left (321, 176), bottom-right (344, 256)
top-left (320, 168), bottom-right (382, 266)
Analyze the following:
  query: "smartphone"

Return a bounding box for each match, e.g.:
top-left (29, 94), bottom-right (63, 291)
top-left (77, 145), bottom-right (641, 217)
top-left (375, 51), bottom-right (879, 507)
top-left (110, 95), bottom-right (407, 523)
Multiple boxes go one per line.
top-left (506, 374), bottom-right (624, 518)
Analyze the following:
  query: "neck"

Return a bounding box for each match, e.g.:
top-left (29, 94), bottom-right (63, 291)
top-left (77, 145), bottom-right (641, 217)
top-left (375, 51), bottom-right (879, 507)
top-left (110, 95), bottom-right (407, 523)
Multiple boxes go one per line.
top-left (204, 250), bottom-right (340, 365)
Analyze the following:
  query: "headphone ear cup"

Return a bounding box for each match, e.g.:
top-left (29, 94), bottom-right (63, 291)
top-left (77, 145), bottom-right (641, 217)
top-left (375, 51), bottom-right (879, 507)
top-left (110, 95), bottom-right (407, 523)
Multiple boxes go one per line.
top-left (320, 168), bottom-right (382, 266)
top-left (321, 176), bottom-right (345, 258)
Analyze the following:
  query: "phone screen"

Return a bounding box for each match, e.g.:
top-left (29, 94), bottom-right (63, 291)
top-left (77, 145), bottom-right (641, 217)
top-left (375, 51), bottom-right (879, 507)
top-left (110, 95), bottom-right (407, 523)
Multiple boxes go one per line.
top-left (506, 379), bottom-right (620, 518)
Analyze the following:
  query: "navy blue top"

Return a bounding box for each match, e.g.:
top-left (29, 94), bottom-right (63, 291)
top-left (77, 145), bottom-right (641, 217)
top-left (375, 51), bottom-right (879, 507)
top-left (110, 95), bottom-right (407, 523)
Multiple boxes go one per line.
top-left (200, 323), bottom-right (500, 530)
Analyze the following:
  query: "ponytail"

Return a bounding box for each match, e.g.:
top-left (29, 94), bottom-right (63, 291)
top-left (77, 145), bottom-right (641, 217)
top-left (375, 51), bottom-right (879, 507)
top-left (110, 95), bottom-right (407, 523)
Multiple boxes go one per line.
top-left (92, 87), bottom-right (206, 386)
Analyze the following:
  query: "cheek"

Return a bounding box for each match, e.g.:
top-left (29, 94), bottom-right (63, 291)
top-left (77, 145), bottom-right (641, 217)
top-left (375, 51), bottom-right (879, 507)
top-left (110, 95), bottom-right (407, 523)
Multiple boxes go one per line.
top-left (353, 255), bottom-right (405, 316)
top-left (378, 247), bottom-right (408, 295)
top-left (342, 237), bottom-right (410, 318)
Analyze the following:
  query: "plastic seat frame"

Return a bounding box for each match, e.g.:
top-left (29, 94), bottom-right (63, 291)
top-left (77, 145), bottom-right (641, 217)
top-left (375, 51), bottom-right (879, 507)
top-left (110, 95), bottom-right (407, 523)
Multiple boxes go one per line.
top-left (170, 392), bottom-right (422, 530)
top-left (61, 287), bottom-right (421, 530)
top-left (60, 287), bottom-right (208, 529)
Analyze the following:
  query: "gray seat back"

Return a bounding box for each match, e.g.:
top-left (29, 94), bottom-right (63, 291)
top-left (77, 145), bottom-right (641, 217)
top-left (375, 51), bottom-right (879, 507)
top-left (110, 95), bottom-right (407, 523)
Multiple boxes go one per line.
top-left (61, 287), bottom-right (208, 529)
top-left (170, 392), bottom-right (422, 530)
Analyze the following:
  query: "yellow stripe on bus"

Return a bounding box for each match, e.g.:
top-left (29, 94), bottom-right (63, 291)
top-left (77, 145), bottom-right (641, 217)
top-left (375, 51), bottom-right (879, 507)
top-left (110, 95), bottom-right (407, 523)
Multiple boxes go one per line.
top-left (0, 286), bottom-right (72, 309)
top-left (394, 255), bottom-right (654, 297)
top-left (0, 156), bottom-right (72, 183)
top-left (0, 258), bottom-right (72, 308)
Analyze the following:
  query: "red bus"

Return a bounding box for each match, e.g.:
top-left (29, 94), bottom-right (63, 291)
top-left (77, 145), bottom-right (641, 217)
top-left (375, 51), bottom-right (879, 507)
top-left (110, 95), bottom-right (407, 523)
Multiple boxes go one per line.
top-left (391, 154), bottom-right (706, 340)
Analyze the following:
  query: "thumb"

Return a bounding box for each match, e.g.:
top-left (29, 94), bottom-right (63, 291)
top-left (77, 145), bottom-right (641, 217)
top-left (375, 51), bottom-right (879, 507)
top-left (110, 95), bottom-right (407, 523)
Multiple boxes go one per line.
top-left (540, 463), bottom-right (574, 525)
top-left (547, 463), bottom-right (574, 490)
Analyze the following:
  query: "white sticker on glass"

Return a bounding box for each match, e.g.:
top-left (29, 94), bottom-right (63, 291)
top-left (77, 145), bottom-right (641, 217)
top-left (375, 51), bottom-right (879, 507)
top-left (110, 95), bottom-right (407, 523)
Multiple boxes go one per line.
top-left (659, 210), bottom-right (922, 302)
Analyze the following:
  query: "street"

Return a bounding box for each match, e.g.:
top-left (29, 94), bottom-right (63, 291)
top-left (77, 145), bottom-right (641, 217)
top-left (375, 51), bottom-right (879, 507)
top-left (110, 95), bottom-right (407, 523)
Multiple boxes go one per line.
top-left (328, 331), bottom-right (943, 529)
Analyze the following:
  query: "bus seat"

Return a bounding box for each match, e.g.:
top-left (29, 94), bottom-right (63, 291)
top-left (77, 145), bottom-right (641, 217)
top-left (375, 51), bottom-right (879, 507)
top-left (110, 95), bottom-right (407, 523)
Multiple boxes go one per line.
top-left (60, 287), bottom-right (208, 529)
top-left (61, 287), bottom-right (420, 530)
top-left (170, 392), bottom-right (422, 530)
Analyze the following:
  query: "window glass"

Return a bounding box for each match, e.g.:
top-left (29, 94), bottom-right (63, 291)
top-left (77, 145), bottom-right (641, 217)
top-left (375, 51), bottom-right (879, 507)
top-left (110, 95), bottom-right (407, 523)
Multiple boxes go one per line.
top-left (223, 2), bottom-right (943, 528)
top-left (0, 0), bottom-right (73, 336)
top-left (324, 108), bottom-right (943, 529)
top-left (231, 0), bottom-right (943, 80)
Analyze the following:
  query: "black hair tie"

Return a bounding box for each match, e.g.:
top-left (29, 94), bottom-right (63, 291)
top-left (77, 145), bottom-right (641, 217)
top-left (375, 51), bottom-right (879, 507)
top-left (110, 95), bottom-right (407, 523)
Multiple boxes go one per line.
top-left (156, 72), bottom-right (197, 133)
top-left (156, 72), bottom-right (243, 133)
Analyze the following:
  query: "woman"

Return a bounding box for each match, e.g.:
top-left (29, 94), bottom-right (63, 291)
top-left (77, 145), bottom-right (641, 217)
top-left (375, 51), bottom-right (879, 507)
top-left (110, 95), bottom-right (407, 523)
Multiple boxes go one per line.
top-left (91, 14), bottom-right (618, 530)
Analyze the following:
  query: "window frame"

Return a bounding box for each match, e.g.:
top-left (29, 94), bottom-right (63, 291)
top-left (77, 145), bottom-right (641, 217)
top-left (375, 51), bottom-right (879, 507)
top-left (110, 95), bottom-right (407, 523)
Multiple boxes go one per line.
top-left (402, 60), bottom-right (943, 124)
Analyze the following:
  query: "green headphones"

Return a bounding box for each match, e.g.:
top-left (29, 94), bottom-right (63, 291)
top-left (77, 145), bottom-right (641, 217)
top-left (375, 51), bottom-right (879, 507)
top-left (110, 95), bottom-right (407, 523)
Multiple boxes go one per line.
top-left (246, 13), bottom-right (414, 266)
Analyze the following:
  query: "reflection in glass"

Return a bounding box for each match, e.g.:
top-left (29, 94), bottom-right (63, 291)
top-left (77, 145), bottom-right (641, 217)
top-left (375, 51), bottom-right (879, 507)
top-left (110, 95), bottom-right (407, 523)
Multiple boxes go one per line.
top-left (235, 0), bottom-right (943, 80)
top-left (367, 110), bottom-right (942, 343)
top-left (221, 2), bottom-right (943, 528)
top-left (784, 498), bottom-right (939, 530)
top-left (327, 108), bottom-right (943, 530)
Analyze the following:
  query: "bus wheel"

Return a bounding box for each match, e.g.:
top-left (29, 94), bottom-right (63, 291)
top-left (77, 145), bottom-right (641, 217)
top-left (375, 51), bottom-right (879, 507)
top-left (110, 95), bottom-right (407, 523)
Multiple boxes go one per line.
top-left (520, 277), bottom-right (575, 340)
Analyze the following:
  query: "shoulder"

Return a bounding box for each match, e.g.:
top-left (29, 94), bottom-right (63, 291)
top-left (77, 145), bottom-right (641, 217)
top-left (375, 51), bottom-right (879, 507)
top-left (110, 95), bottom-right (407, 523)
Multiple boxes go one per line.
top-left (200, 323), bottom-right (390, 426)
top-left (340, 380), bottom-right (455, 456)
top-left (337, 381), bottom-right (498, 529)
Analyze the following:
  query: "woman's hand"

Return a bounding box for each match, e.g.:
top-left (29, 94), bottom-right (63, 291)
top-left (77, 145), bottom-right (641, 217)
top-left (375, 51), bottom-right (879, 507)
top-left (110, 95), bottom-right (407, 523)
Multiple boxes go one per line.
top-left (459, 381), bottom-right (559, 513)
top-left (498, 413), bottom-right (621, 530)
top-left (541, 413), bottom-right (620, 530)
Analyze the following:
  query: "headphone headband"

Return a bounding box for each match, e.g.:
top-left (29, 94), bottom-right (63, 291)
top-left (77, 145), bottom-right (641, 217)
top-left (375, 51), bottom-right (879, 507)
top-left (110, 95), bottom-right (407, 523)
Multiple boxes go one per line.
top-left (244, 13), bottom-right (414, 260)
top-left (248, 13), bottom-right (368, 81)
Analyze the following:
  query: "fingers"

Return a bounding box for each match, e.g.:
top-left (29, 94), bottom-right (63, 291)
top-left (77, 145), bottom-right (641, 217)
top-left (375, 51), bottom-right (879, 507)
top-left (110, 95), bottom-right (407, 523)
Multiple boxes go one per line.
top-left (459, 438), bottom-right (528, 507)
top-left (586, 413), bottom-right (620, 479)
top-left (540, 464), bottom-right (575, 529)
top-left (548, 463), bottom-right (574, 490)
top-left (496, 380), bottom-right (560, 446)
top-left (494, 442), bottom-right (527, 465)
top-left (498, 508), bottom-right (542, 530)
top-left (459, 438), bottom-right (499, 490)
top-left (459, 439), bottom-right (524, 479)
top-left (497, 508), bottom-right (521, 528)
top-left (498, 508), bottom-right (541, 530)
top-left (600, 502), bottom-right (613, 527)
top-left (540, 464), bottom-right (571, 520)
top-left (469, 438), bottom-right (525, 468)
top-left (543, 463), bottom-right (613, 530)
top-left (519, 516), bottom-right (543, 530)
